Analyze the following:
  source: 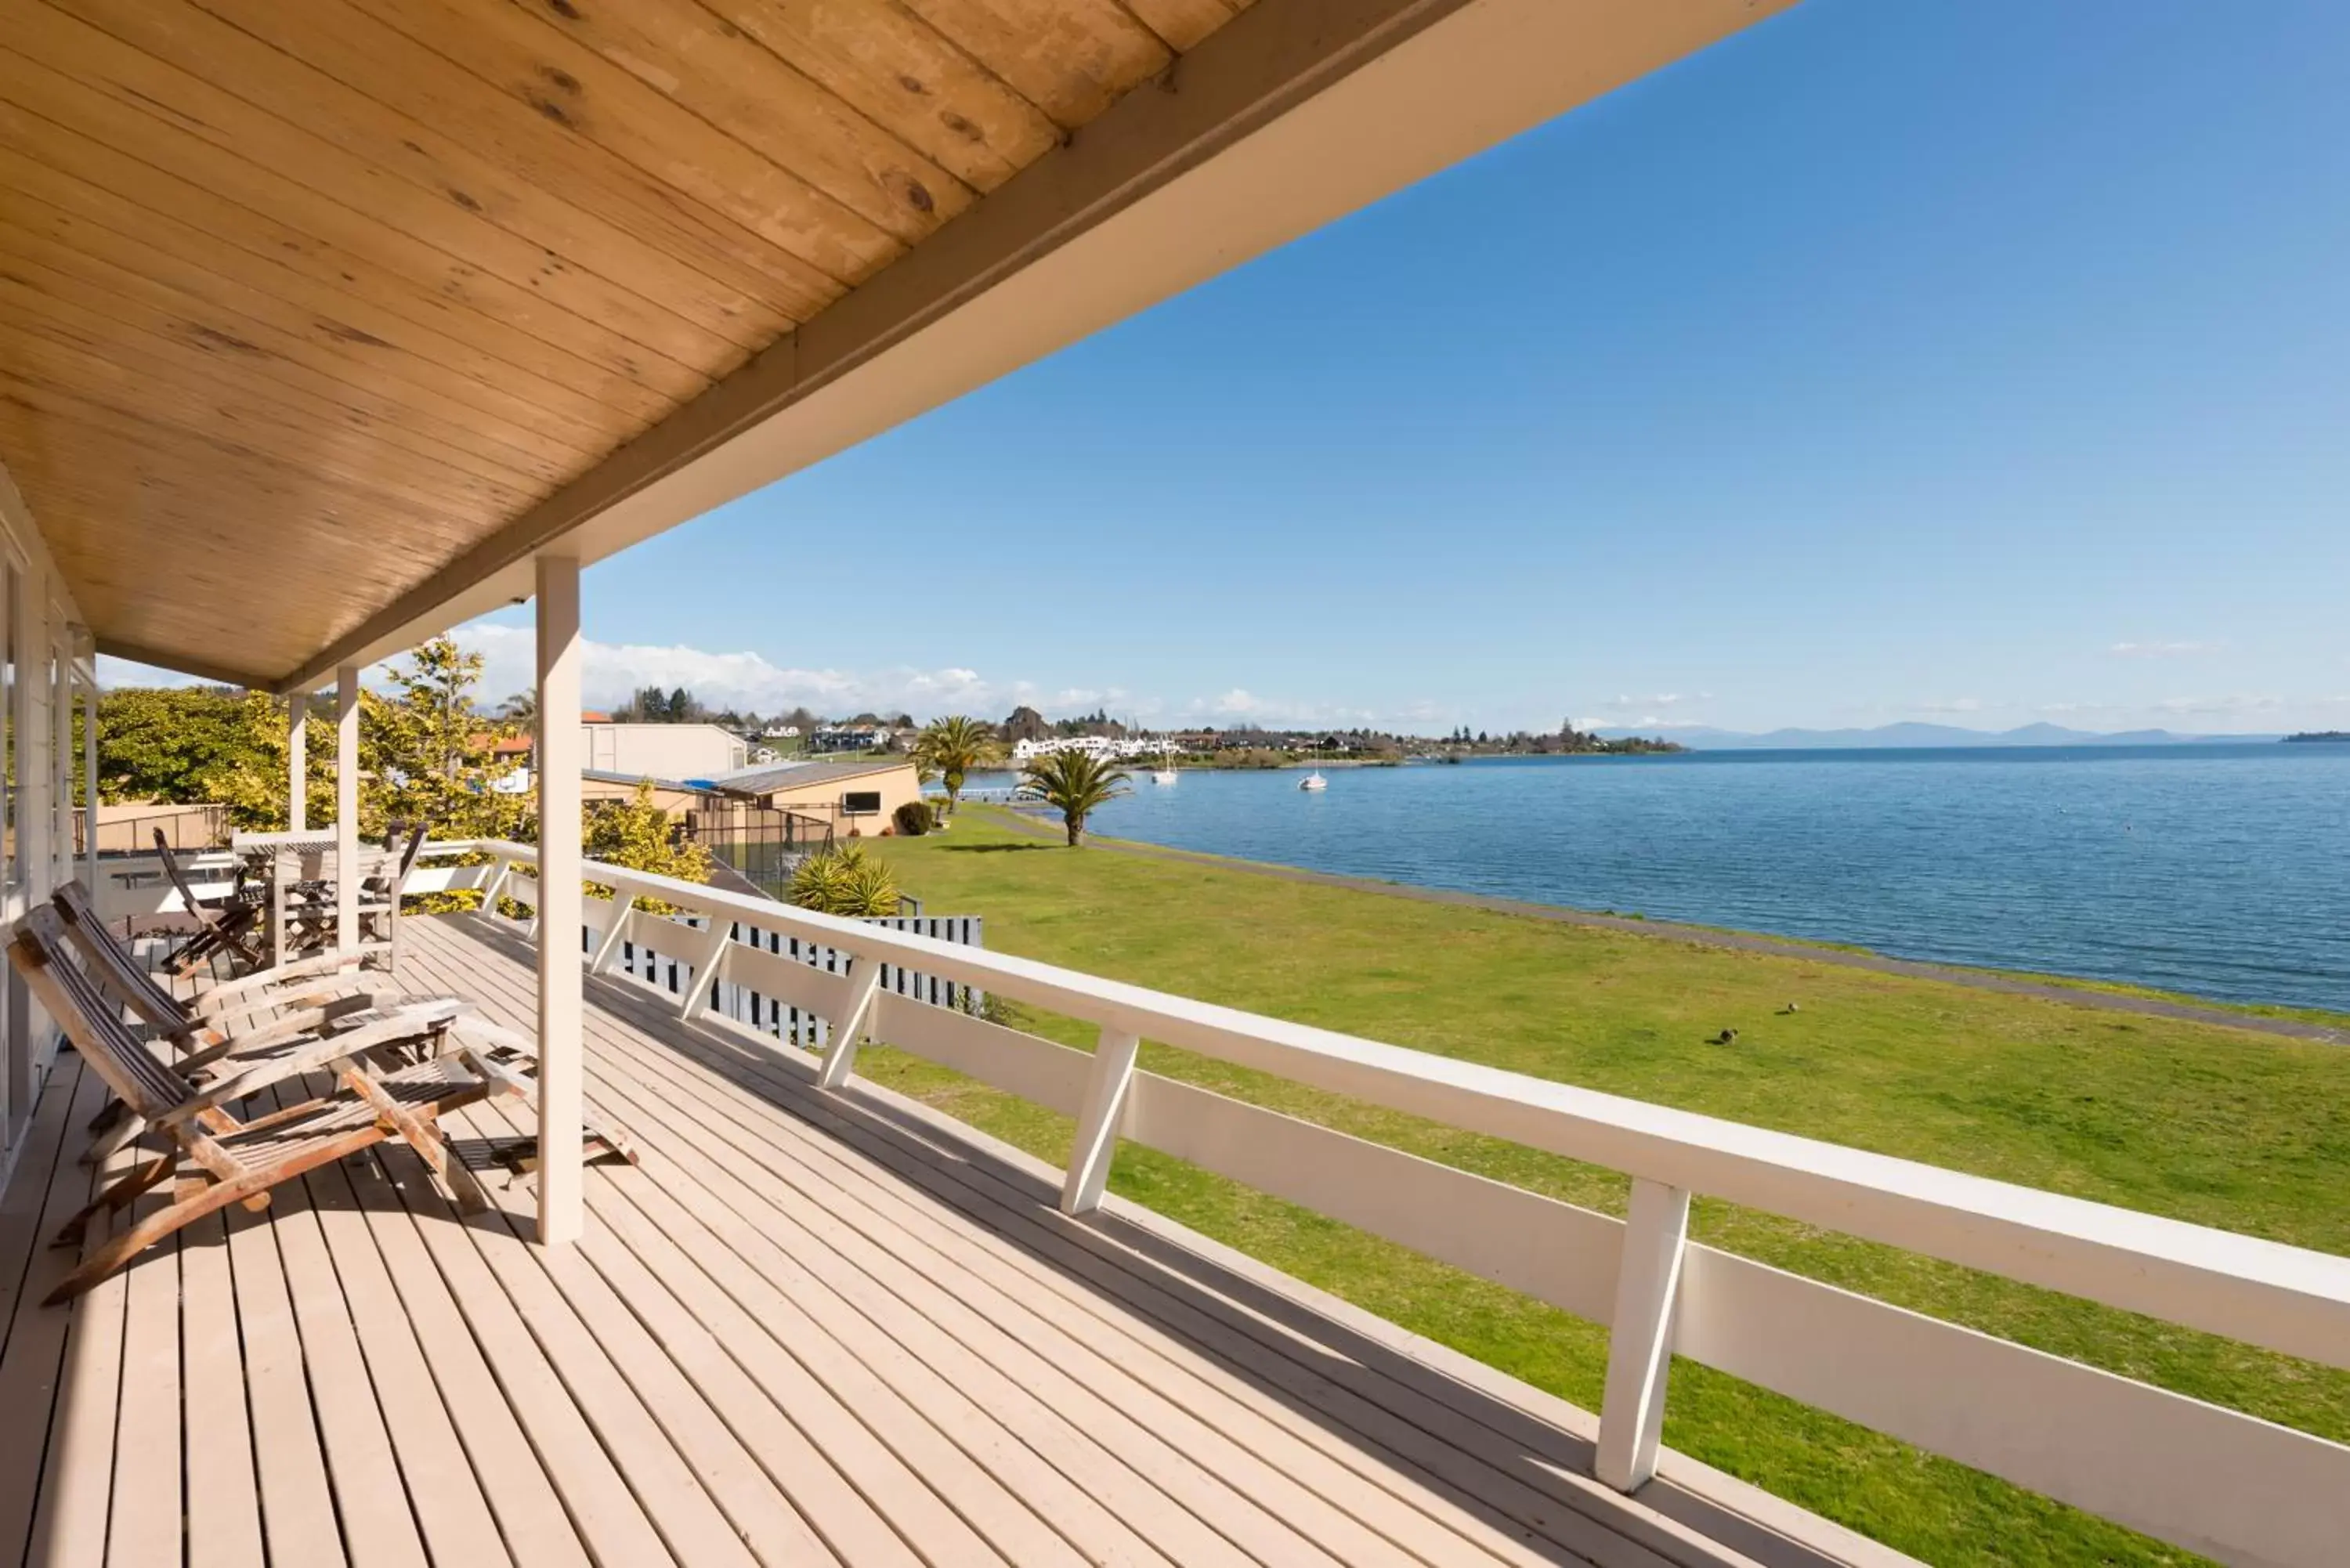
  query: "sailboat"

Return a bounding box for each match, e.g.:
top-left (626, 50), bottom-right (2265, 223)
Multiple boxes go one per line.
top-left (1298, 770), bottom-right (1328, 791)
top-left (1152, 743), bottom-right (1179, 786)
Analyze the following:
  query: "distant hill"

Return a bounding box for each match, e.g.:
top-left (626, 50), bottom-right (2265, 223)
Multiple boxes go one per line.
top-left (1597, 722), bottom-right (2283, 751)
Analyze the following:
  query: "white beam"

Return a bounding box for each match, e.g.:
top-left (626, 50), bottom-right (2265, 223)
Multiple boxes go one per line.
top-left (534, 555), bottom-right (584, 1247)
top-left (287, 693), bottom-right (307, 833)
top-left (79, 667), bottom-right (97, 888)
top-left (1596, 1179), bottom-right (1692, 1492)
top-left (334, 665), bottom-right (359, 954)
top-left (1061, 1027), bottom-right (1141, 1215)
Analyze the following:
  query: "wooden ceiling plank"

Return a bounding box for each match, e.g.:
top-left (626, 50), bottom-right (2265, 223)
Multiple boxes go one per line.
top-left (627, 0), bottom-right (1057, 193)
top-left (94, 638), bottom-right (276, 689)
top-left (0, 208), bottom-right (606, 471)
top-left (388, 0), bottom-right (971, 247)
top-left (1119, 0), bottom-right (1238, 52)
top-left (0, 267), bottom-right (552, 497)
top-left (129, 0), bottom-right (864, 307)
top-left (899, 0), bottom-right (1173, 127)
top-left (0, 324), bottom-right (537, 520)
top-left (0, 238), bottom-right (574, 489)
top-left (6, 451), bottom-right (462, 664)
top-left (0, 81), bottom-right (703, 424)
top-left (0, 378), bottom-right (490, 547)
top-left (0, 155), bottom-right (647, 451)
top-left (0, 42), bottom-right (732, 388)
top-left (21, 0), bottom-right (810, 348)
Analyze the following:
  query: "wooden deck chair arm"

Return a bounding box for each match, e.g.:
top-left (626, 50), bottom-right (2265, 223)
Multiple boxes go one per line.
top-left (190, 951), bottom-right (367, 1013)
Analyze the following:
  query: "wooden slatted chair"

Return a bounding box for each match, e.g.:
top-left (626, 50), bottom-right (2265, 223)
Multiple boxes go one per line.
top-left (9, 905), bottom-right (517, 1304)
top-left (50, 880), bottom-right (471, 1159)
top-left (152, 829), bottom-right (266, 975)
top-left (275, 822), bottom-right (428, 970)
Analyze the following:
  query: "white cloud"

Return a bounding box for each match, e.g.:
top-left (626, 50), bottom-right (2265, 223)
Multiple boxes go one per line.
top-left (1918, 696), bottom-right (1987, 714)
top-left (2109, 640), bottom-right (2227, 659)
top-left (1179, 688), bottom-right (1379, 728)
top-left (2150, 693), bottom-right (2285, 716)
top-left (449, 622), bottom-right (1074, 721)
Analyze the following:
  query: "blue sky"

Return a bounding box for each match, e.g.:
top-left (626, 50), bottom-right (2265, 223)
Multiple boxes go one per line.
top-left (113, 0), bottom-right (2350, 734)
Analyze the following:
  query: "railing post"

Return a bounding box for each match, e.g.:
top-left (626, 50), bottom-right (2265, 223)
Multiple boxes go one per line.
top-left (1596, 1178), bottom-right (1691, 1492)
top-left (678, 917), bottom-right (733, 1020)
top-left (1061, 1027), bottom-right (1141, 1216)
top-left (589, 895), bottom-right (632, 974)
top-left (815, 959), bottom-right (884, 1089)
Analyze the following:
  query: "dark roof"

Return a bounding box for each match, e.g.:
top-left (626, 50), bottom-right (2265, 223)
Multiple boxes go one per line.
top-left (707, 759), bottom-right (911, 798)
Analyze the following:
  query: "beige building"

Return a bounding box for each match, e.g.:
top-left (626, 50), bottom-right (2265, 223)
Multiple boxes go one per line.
top-left (580, 721), bottom-right (749, 781)
top-left (705, 758), bottom-right (925, 835)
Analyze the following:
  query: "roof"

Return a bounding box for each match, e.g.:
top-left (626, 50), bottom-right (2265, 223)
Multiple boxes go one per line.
top-left (706, 759), bottom-right (913, 798)
top-left (1, 2), bottom-right (1788, 689)
top-left (582, 768), bottom-right (703, 793)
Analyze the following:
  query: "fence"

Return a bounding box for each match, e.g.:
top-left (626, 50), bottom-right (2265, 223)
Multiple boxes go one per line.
top-left (680, 804), bottom-right (834, 892)
top-left (414, 837), bottom-right (2350, 1568)
top-left (594, 907), bottom-right (985, 1050)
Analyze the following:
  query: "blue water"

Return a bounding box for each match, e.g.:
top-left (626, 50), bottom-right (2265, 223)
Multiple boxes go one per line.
top-left (975, 746), bottom-right (2350, 1013)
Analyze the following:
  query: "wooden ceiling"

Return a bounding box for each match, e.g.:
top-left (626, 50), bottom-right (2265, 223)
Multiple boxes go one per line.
top-left (0, 0), bottom-right (1248, 679)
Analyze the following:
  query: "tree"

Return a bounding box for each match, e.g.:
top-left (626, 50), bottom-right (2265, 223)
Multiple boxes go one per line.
top-left (500, 691), bottom-right (537, 724)
top-left (360, 635), bottom-right (530, 843)
top-left (1020, 750), bottom-right (1130, 847)
top-left (584, 779), bottom-right (714, 914)
top-left (96, 686), bottom-right (330, 829)
top-left (786, 844), bottom-right (900, 916)
top-left (1002, 705), bottom-right (1049, 744)
top-left (912, 715), bottom-right (1001, 815)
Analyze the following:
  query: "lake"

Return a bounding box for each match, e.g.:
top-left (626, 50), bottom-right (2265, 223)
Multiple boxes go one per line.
top-left (973, 746), bottom-right (2350, 1013)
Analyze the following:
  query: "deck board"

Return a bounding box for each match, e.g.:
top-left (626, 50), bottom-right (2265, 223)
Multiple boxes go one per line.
top-left (0, 911), bottom-right (1777, 1568)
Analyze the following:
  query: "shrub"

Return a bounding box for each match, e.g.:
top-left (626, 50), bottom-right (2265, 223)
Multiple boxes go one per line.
top-left (893, 799), bottom-right (937, 836)
top-left (786, 844), bottom-right (901, 916)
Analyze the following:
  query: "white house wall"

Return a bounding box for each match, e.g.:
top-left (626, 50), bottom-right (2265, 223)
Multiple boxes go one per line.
top-left (0, 456), bottom-right (92, 1183)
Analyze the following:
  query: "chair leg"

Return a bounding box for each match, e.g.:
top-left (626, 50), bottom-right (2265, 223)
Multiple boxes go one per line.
top-left (45, 1174), bottom-right (251, 1306)
top-left (81, 1108), bottom-right (150, 1169)
top-left (52, 1150), bottom-right (175, 1248)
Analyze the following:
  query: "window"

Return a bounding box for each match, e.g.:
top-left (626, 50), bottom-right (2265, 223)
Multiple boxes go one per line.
top-left (842, 790), bottom-right (882, 816)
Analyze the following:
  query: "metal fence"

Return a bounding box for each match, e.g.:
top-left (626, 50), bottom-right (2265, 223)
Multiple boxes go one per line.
top-left (594, 909), bottom-right (985, 1049)
top-left (679, 805), bottom-right (834, 893)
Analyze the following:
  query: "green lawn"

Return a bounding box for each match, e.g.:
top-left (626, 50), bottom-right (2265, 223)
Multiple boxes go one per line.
top-left (861, 810), bottom-right (2350, 1566)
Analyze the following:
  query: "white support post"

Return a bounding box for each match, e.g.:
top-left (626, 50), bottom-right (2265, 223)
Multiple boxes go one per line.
top-left (287, 692), bottom-right (307, 832)
top-left (79, 667), bottom-right (98, 889)
top-left (1060, 1027), bottom-right (1141, 1216)
top-left (815, 960), bottom-right (884, 1089)
top-left (589, 896), bottom-right (633, 974)
top-left (534, 555), bottom-right (584, 1248)
top-left (1596, 1178), bottom-right (1692, 1493)
top-left (334, 665), bottom-right (360, 955)
top-left (677, 918), bottom-right (733, 1020)
top-left (480, 858), bottom-right (512, 918)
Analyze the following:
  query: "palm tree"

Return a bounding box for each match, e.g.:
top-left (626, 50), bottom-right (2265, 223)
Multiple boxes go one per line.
top-left (912, 715), bottom-right (1002, 815)
top-left (1021, 750), bottom-right (1130, 846)
top-left (498, 690), bottom-right (537, 724)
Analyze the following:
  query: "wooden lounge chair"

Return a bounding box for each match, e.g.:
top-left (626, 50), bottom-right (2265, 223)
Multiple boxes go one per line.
top-left (153, 829), bottom-right (266, 976)
top-left (9, 906), bottom-right (516, 1304)
top-left (49, 882), bottom-right (468, 1162)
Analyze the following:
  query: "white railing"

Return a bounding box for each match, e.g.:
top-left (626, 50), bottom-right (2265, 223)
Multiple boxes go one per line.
top-left (99, 840), bottom-right (2350, 1565)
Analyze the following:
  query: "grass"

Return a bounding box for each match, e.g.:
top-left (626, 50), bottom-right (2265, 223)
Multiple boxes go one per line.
top-left (856, 809), bottom-right (2350, 1566)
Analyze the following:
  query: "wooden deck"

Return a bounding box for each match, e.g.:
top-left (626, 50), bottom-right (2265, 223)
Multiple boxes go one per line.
top-left (0, 912), bottom-right (1811, 1568)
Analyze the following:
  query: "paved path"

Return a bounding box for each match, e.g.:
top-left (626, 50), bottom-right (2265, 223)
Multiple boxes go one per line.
top-left (985, 808), bottom-right (2348, 1047)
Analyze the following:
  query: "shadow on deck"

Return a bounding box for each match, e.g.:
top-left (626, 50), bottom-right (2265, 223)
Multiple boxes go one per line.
top-left (0, 912), bottom-right (1866, 1568)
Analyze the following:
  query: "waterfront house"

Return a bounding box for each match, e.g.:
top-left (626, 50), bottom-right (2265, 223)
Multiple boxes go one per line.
top-left (0, 3), bottom-right (2339, 1565)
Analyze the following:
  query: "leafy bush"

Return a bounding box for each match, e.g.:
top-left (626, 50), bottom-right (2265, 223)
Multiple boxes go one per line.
top-left (892, 799), bottom-right (937, 836)
top-left (786, 844), bottom-right (902, 916)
